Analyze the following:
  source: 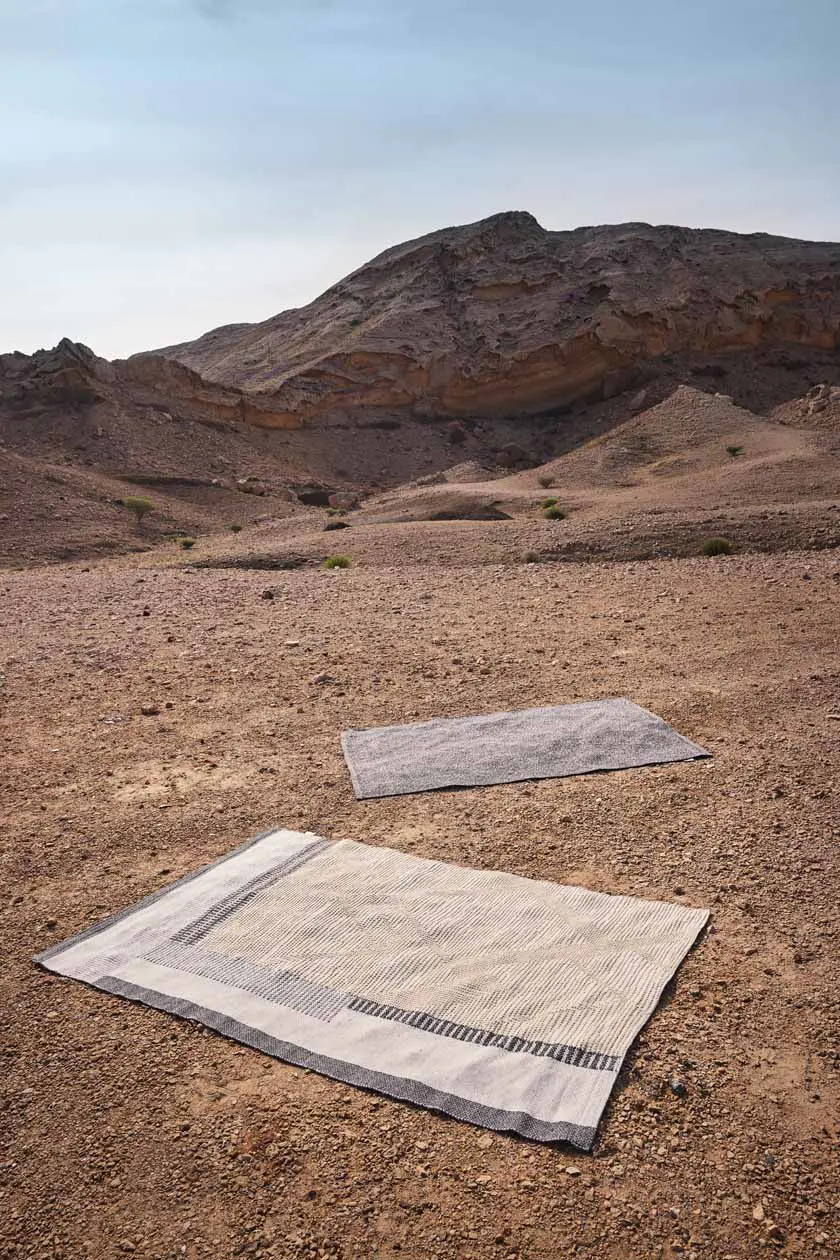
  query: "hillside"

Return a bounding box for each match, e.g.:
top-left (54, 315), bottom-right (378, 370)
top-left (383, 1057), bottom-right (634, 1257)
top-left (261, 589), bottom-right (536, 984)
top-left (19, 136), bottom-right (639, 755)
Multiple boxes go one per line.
top-left (150, 213), bottom-right (840, 427)
top-left (4, 214), bottom-right (840, 566)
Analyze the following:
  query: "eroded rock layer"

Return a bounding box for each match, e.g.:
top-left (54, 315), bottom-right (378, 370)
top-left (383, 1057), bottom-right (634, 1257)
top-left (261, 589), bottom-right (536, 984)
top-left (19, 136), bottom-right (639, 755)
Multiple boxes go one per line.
top-left (149, 213), bottom-right (840, 426)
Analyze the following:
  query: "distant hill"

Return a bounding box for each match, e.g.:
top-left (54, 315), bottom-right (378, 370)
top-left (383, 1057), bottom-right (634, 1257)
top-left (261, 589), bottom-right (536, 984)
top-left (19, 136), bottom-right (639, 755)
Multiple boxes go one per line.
top-left (4, 213), bottom-right (840, 565)
top-left (147, 212), bottom-right (840, 427)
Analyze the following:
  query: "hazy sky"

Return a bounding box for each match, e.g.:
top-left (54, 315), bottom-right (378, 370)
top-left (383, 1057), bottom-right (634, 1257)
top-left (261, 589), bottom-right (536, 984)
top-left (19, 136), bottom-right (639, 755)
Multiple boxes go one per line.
top-left (2, 0), bottom-right (838, 358)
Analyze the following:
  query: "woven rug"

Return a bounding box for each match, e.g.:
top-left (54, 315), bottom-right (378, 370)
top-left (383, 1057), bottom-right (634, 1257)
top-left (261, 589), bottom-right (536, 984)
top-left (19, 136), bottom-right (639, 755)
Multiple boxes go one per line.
top-left (341, 698), bottom-right (709, 799)
top-left (36, 830), bottom-right (708, 1148)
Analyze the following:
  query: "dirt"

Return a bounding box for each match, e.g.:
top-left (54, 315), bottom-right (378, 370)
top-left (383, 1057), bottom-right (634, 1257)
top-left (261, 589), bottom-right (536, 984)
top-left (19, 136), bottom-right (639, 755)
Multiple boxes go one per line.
top-left (2, 517), bottom-right (839, 1258)
top-left (3, 252), bottom-right (840, 1257)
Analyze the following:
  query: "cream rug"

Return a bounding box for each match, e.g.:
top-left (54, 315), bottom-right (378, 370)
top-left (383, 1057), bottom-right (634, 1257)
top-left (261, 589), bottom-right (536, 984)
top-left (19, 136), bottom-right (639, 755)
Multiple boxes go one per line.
top-left (36, 830), bottom-right (708, 1148)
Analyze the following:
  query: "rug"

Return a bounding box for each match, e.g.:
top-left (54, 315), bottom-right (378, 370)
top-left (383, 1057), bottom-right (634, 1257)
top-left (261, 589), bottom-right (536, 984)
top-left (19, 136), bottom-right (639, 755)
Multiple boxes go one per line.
top-left (341, 698), bottom-right (709, 799)
top-left (36, 830), bottom-right (708, 1149)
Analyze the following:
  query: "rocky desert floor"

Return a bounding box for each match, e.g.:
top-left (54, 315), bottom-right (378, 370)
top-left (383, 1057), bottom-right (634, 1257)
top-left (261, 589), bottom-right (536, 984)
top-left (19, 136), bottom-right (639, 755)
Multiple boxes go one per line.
top-left (2, 514), bottom-right (839, 1260)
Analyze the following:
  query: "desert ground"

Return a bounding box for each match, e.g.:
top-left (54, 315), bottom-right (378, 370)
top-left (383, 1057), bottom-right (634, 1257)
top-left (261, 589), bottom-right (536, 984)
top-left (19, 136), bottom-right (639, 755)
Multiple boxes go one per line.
top-left (2, 477), bottom-right (839, 1260)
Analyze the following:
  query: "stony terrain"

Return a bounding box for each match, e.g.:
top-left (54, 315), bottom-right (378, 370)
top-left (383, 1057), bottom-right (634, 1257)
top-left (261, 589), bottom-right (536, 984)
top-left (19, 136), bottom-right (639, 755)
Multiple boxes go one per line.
top-left (2, 211), bottom-right (839, 1258)
top-left (1, 539), bottom-right (838, 1259)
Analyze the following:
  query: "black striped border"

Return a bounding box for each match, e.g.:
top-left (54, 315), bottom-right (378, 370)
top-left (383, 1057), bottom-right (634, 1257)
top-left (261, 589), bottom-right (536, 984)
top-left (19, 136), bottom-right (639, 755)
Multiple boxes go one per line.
top-left (348, 996), bottom-right (620, 1072)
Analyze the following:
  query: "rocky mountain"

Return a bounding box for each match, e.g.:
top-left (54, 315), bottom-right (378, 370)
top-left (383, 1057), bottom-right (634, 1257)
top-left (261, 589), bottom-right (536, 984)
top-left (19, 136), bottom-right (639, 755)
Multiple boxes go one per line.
top-left (4, 212), bottom-right (840, 566)
top-left (150, 212), bottom-right (840, 427)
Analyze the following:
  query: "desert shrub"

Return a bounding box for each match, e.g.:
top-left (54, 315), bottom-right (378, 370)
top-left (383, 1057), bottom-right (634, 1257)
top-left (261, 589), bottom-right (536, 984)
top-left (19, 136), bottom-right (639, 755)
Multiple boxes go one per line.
top-left (701, 537), bottom-right (733, 556)
top-left (123, 495), bottom-right (154, 530)
top-left (543, 506), bottom-right (566, 521)
top-left (228, 524), bottom-right (243, 532)
top-left (523, 550), bottom-right (540, 563)
top-left (326, 506), bottom-right (347, 517)
top-left (540, 497), bottom-right (558, 509)
top-left (537, 475), bottom-right (554, 489)
top-left (178, 537), bottom-right (196, 550)
top-left (725, 445), bottom-right (744, 457)
top-left (324, 554), bottom-right (351, 569)
top-left (325, 520), bottom-right (350, 531)
top-left (447, 421), bottom-right (468, 445)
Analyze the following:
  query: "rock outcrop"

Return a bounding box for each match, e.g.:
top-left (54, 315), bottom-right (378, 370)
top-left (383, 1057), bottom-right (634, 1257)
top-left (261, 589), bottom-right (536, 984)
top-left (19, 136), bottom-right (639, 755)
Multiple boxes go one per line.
top-left (147, 212), bottom-right (840, 428)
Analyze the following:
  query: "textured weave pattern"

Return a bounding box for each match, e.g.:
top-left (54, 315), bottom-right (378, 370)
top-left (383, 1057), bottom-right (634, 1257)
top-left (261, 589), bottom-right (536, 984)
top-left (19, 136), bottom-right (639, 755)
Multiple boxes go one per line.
top-left (341, 698), bottom-right (709, 799)
top-left (204, 840), bottom-right (702, 1053)
top-left (35, 830), bottom-right (708, 1148)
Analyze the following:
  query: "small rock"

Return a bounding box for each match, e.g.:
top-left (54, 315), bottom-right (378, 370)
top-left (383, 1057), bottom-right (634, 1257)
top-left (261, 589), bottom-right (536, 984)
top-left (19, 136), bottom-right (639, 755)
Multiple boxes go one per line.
top-left (565, 1165), bottom-right (581, 1176)
top-left (753, 1204), bottom-right (765, 1222)
top-left (477, 1133), bottom-right (493, 1150)
top-left (310, 673), bottom-right (334, 686)
top-left (140, 703), bottom-right (160, 716)
top-left (668, 1076), bottom-right (687, 1098)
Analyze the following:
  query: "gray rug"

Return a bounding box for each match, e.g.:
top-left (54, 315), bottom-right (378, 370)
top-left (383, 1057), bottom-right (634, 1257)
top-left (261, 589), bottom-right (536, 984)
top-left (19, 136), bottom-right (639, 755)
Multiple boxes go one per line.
top-left (341, 698), bottom-right (709, 799)
top-left (36, 830), bottom-right (708, 1149)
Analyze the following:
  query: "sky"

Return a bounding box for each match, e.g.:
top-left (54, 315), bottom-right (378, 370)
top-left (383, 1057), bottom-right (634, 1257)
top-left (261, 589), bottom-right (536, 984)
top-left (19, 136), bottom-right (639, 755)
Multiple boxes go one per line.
top-left (2, 0), bottom-right (838, 359)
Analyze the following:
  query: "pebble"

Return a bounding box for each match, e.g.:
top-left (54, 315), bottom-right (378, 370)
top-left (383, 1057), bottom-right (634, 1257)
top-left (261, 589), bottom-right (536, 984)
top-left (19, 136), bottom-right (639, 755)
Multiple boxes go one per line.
top-left (140, 702), bottom-right (160, 716)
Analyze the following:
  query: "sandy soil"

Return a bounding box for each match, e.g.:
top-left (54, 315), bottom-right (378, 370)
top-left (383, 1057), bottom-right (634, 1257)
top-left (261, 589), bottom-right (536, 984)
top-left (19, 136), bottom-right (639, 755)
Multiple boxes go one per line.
top-left (2, 530), bottom-right (839, 1259)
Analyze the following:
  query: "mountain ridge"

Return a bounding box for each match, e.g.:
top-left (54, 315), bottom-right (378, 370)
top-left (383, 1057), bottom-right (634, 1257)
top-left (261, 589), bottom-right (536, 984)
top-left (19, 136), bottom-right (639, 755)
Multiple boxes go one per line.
top-left (142, 213), bottom-right (840, 429)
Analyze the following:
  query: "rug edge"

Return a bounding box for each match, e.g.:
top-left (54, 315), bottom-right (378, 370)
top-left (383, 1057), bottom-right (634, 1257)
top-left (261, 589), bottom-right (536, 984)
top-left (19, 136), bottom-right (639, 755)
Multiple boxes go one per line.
top-left (31, 826), bottom-right (324, 967)
top-left (94, 975), bottom-right (599, 1150)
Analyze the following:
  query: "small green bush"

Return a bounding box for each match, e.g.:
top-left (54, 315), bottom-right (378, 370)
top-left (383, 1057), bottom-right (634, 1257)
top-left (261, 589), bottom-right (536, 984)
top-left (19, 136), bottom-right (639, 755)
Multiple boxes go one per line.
top-left (701, 537), bottom-right (733, 556)
top-left (123, 495), bottom-right (154, 530)
top-left (543, 506), bottom-right (566, 521)
top-left (324, 554), bottom-right (351, 569)
top-left (326, 506), bottom-right (347, 517)
top-left (178, 537), bottom-right (197, 550)
top-left (725, 445), bottom-right (744, 457)
top-left (540, 497), bottom-right (558, 509)
top-left (537, 475), bottom-right (554, 489)
top-left (523, 550), bottom-right (540, 564)
top-left (228, 524), bottom-right (243, 532)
